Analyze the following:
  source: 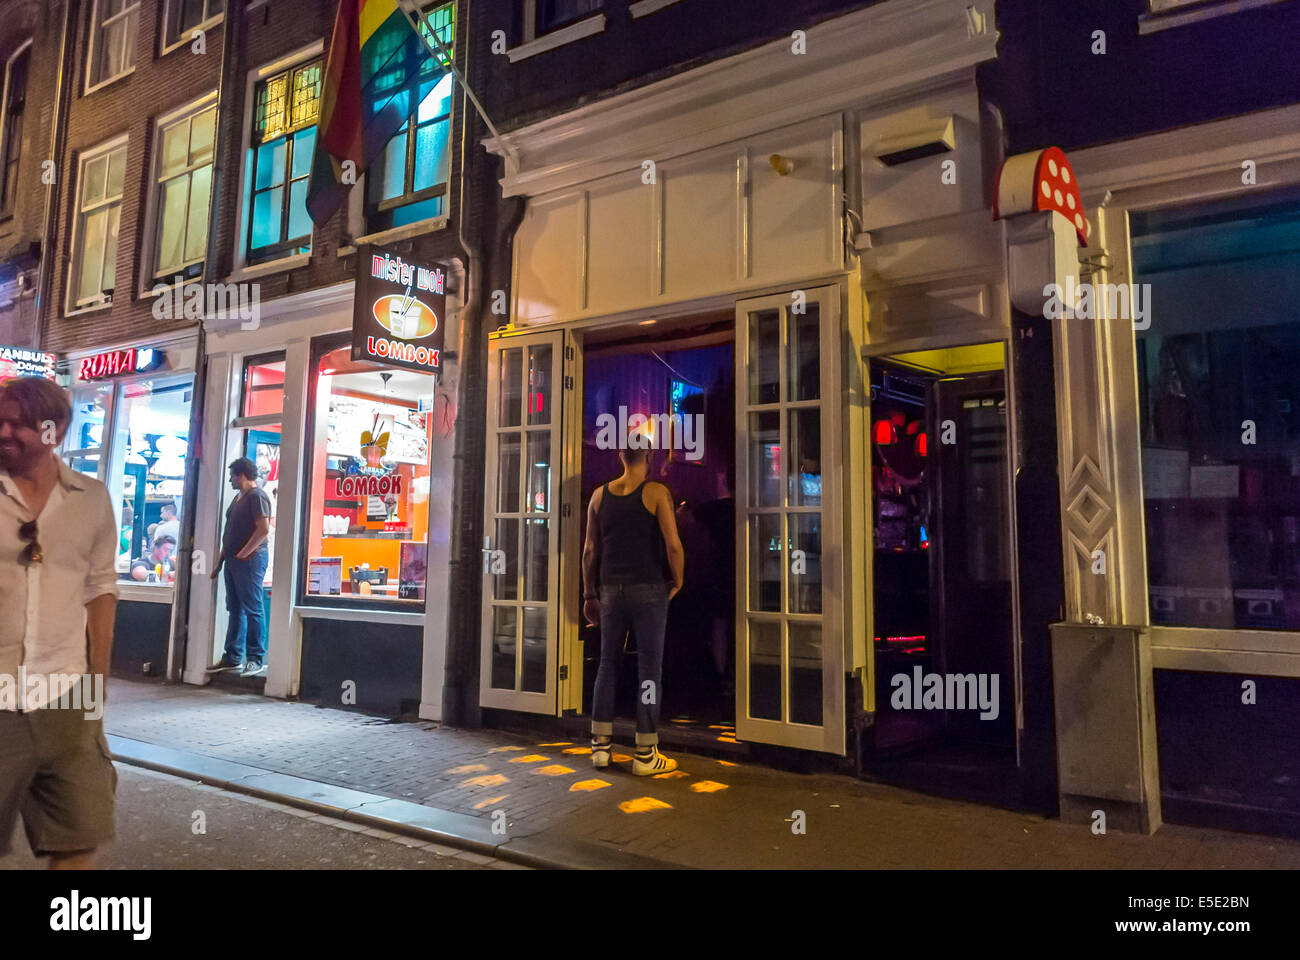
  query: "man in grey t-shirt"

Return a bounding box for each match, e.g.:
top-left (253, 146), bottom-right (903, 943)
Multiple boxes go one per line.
top-left (209, 458), bottom-right (272, 677)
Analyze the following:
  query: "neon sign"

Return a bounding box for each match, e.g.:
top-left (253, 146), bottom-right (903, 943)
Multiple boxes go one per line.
top-left (78, 348), bottom-right (163, 381)
top-left (335, 474), bottom-right (402, 498)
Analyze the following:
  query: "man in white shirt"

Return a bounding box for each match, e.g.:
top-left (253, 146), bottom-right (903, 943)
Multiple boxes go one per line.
top-left (0, 377), bottom-right (119, 869)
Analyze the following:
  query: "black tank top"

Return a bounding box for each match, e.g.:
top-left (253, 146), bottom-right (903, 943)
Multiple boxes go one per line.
top-left (597, 479), bottom-right (671, 585)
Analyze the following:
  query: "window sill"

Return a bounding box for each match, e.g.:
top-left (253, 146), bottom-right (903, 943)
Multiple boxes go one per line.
top-left (118, 583), bottom-right (175, 604)
top-left (507, 15), bottom-right (606, 62)
top-left (1139, 0), bottom-right (1281, 33)
top-left (232, 252), bottom-right (312, 282)
top-left (294, 603), bottom-right (426, 625)
top-left (84, 66), bottom-right (135, 97)
top-left (159, 14), bottom-right (224, 56)
top-left (630, 0), bottom-right (684, 16)
top-left (343, 216), bottom-right (449, 253)
top-left (64, 299), bottom-right (113, 318)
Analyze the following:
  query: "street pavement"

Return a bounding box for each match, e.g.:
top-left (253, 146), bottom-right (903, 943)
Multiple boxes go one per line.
top-left (1, 765), bottom-right (518, 870)
top-left (80, 678), bottom-right (1300, 869)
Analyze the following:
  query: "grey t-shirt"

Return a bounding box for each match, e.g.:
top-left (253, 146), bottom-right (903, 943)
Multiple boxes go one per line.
top-left (223, 487), bottom-right (272, 556)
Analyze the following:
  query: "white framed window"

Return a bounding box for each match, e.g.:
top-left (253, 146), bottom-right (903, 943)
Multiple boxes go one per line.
top-left (510, 0), bottom-right (606, 62)
top-left (87, 0), bottom-right (140, 91)
top-left (527, 0), bottom-right (602, 38)
top-left (150, 100), bottom-right (217, 282)
top-left (0, 40), bottom-right (31, 215)
top-left (162, 0), bottom-right (225, 54)
top-left (68, 138), bottom-right (126, 310)
top-left (365, 2), bottom-right (455, 234)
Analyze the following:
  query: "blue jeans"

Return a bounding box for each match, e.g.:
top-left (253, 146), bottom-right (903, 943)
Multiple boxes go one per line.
top-left (223, 551), bottom-right (268, 665)
top-left (591, 582), bottom-right (670, 746)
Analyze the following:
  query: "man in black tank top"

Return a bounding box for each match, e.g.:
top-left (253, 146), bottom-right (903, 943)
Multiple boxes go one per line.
top-left (582, 445), bottom-right (685, 775)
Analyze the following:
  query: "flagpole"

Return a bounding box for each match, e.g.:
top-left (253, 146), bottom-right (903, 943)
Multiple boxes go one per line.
top-left (396, 0), bottom-right (519, 168)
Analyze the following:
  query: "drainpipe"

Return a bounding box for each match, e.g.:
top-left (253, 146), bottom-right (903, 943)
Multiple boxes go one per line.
top-left (171, 0), bottom-right (241, 680)
top-left (444, 0), bottom-right (482, 727)
top-left (443, 0), bottom-right (527, 726)
top-left (34, 0), bottom-right (76, 345)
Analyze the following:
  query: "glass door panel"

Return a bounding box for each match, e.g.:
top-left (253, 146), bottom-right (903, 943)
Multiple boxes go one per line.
top-left (735, 290), bottom-right (844, 753)
top-left (480, 330), bottom-right (563, 713)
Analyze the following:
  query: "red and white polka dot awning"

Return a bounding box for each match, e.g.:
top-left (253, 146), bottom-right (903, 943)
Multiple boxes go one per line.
top-left (993, 146), bottom-right (1088, 246)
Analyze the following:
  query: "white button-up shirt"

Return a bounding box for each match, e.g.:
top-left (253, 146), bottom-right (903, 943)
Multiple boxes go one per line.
top-left (0, 460), bottom-right (119, 711)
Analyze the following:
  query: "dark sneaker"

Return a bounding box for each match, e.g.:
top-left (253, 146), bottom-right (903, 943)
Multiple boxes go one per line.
top-left (207, 658), bottom-right (243, 674)
top-left (240, 661), bottom-right (267, 678)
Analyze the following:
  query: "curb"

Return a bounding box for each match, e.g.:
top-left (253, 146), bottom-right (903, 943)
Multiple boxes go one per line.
top-left (106, 735), bottom-right (681, 871)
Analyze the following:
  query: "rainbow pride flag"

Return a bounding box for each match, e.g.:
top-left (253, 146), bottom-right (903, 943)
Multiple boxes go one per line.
top-left (306, 0), bottom-right (447, 225)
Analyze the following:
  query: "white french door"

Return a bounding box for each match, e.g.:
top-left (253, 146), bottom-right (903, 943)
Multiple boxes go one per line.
top-left (479, 329), bottom-right (565, 713)
top-left (735, 288), bottom-right (845, 753)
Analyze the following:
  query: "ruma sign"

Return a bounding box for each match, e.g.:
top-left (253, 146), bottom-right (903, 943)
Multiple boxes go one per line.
top-left (77, 347), bottom-right (163, 381)
top-left (352, 245), bottom-right (446, 374)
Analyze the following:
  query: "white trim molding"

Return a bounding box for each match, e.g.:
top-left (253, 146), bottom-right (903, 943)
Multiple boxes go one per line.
top-left (1139, 0), bottom-right (1289, 34)
top-left (485, 0), bottom-right (998, 198)
top-left (507, 14), bottom-right (606, 62)
top-left (1069, 101), bottom-right (1300, 205)
top-left (630, 0), bottom-right (685, 17)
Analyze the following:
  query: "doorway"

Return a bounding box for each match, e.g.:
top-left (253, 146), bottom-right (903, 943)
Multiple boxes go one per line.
top-left (578, 317), bottom-right (736, 731)
top-left (867, 342), bottom-right (1020, 805)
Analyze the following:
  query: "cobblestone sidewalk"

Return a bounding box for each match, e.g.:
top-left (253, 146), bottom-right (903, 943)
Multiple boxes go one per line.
top-left (104, 679), bottom-right (1300, 869)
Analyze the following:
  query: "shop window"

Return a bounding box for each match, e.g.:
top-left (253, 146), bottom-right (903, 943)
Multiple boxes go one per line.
top-left (152, 102), bottom-right (217, 281)
top-left (113, 375), bottom-right (192, 584)
top-left (0, 42), bottom-right (30, 215)
top-left (64, 374), bottom-right (193, 586)
top-left (163, 0), bottom-right (224, 51)
top-left (365, 2), bottom-right (454, 234)
top-left (1132, 186), bottom-right (1300, 632)
top-left (301, 341), bottom-right (434, 607)
top-left (248, 58), bottom-right (321, 264)
top-left (63, 381), bottom-right (113, 479)
top-left (70, 140), bottom-right (126, 308)
top-left (88, 0), bottom-right (139, 90)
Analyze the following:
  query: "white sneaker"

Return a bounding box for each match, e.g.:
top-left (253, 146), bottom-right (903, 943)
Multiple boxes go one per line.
top-left (591, 738), bottom-right (612, 769)
top-left (632, 747), bottom-right (677, 776)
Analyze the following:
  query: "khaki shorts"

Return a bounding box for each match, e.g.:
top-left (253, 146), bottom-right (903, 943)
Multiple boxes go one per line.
top-left (0, 704), bottom-right (117, 857)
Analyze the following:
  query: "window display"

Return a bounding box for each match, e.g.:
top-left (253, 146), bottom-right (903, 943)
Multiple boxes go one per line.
top-left (65, 370), bottom-right (193, 586)
top-left (301, 342), bottom-right (434, 606)
top-left (111, 374), bottom-right (193, 584)
top-left (1133, 187), bottom-right (1300, 631)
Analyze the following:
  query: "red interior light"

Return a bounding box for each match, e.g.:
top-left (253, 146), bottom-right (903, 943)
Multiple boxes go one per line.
top-left (874, 420), bottom-right (895, 445)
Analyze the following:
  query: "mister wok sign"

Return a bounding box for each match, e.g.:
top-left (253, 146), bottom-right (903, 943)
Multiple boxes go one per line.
top-left (352, 245), bottom-right (446, 374)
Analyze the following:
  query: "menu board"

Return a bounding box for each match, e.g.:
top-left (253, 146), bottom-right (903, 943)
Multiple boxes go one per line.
top-left (308, 557), bottom-right (342, 595)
